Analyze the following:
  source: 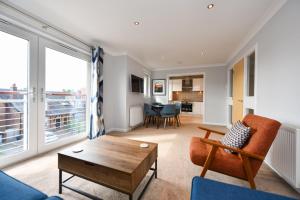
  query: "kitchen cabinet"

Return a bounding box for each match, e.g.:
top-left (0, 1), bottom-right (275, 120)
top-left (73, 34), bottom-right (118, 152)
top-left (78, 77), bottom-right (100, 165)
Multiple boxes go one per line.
top-left (192, 78), bottom-right (203, 91)
top-left (192, 102), bottom-right (204, 115)
top-left (172, 79), bottom-right (182, 91)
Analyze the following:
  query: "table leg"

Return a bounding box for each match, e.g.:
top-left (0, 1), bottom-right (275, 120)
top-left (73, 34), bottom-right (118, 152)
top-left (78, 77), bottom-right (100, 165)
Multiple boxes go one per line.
top-left (155, 159), bottom-right (158, 178)
top-left (59, 169), bottom-right (62, 194)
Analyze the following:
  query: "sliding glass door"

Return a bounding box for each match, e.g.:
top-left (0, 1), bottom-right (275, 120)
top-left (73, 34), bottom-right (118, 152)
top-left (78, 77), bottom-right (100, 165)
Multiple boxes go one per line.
top-left (37, 38), bottom-right (90, 152)
top-left (0, 23), bottom-right (38, 164)
top-left (0, 23), bottom-right (90, 166)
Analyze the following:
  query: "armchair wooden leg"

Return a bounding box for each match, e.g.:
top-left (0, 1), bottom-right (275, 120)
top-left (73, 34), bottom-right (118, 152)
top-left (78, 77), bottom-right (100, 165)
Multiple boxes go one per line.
top-left (241, 155), bottom-right (256, 189)
top-left (201, 145), bottom-right (218, 177)
top-left (204, 131), bottom-right (211, 139)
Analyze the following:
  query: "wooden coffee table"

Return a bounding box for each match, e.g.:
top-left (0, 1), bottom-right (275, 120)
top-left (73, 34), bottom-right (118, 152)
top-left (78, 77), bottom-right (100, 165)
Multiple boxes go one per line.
top-left (58, 135), bottom-right (158, 200)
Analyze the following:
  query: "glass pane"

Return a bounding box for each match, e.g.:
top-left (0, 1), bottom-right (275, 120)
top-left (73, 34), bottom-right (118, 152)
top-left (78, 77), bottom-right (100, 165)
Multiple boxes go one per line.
top-left (44, 48), bottom-right (88, 143)
top-left (247, 52), bottom-right (255, 96)
top-left (246, 108), bottom-right (254, 115)
top-left (144, 75), bottom-right (147, 97)
top-left (229, 69), bottom-right (233, 97)
top-left (0, 30), bottom-right (29, 157)
top-left (229, 105), bottom-right (233, 125)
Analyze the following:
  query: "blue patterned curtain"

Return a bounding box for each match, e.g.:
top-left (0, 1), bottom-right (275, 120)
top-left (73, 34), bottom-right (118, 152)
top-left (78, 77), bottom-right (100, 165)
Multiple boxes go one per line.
top-left (89, 47), bottom-right (105, 139)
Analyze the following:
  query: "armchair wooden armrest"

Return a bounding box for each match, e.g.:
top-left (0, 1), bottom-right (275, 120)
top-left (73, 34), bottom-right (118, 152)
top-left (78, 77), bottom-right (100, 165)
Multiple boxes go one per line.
top-left (198, 126), bottom-right (226, 138)
top-left (199, 138), bottom-right (264, 161)
top-left (199, 137), bottom-right (264, 189)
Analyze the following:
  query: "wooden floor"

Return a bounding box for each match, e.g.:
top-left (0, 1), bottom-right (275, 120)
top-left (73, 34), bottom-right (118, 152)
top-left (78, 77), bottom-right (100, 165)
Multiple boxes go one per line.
top-left (4, 116), bottom-right (300, 200)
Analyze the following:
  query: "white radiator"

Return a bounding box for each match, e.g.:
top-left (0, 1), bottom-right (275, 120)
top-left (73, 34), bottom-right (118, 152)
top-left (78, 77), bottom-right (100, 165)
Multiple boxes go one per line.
top-left (129, 105), bottom-right (143, 128)
top-left (265, 125), bottom-right (300, 189)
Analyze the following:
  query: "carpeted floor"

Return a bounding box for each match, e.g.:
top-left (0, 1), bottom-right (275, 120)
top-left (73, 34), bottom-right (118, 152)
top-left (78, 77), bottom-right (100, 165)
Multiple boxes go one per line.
top-left (4, 116), bottom-right (300, 200)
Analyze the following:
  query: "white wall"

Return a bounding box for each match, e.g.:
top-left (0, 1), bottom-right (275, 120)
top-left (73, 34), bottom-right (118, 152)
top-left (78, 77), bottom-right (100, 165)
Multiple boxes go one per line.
top-left (151, 66), bottom-right (227, 125)
top-left (103, 54), bottom-right (149, 132)
top-left (126, 56), bottom-right (148, 127)
top-left (227, 0), bottom-right (300, 127)
top-left (103, 54), bottom-right (128, 132)
top-left (0, 2), bottom-right (90, 55)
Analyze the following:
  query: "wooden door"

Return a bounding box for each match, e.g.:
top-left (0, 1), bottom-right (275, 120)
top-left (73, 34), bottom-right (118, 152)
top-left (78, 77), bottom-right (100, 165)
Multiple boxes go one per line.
top-left (232, 58), bottom-right (244, 123)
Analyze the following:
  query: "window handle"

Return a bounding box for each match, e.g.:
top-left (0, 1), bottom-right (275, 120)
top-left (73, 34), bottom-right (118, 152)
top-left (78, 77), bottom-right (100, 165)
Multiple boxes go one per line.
top-left (40, 88), bottom-right (45, 102)
top-left (29, 87), bottom-right (36, 102)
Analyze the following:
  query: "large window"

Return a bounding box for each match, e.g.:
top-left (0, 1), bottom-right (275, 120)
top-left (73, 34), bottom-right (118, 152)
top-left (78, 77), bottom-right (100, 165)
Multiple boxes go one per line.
top-left (0, 22), bottom-right (90, 167)
top-left (143, 73), bottom-right (150, 97)
top-left (0, 30), bottom-right (29, 157)
top-left (44, 48), bottom-right (88, 143)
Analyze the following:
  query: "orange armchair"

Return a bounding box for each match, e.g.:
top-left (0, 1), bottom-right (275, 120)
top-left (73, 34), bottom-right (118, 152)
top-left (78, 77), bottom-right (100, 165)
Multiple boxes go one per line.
top-left (189, 114), bottom-right (281, 189)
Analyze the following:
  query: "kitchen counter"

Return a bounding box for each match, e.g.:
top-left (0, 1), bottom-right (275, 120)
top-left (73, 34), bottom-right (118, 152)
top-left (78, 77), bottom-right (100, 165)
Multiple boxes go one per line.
top-left (170, 100), bottom-right (203, 103)
top-left (169, 101), bottom-right (204, 115)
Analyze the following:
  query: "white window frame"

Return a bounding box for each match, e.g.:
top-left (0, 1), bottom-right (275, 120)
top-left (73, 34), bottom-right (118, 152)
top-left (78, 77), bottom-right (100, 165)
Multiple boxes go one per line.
top-left (37, 37), bottom-right (91, 153)
top-left (0, 21), bottom-right (38, 167)
top-left (143, 72), bottom-right (151, 98)
top-left (0, 19), bottom-right (92, 167)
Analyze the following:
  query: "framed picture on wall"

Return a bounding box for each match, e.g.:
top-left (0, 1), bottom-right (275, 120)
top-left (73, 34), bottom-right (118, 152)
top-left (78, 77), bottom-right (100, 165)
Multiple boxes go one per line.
top-left (152, 79), bottom-right (166, 96)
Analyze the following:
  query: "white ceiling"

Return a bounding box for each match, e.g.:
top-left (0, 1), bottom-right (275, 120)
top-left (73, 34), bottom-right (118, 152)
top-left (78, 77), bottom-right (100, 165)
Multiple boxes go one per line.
top-left (5, 0), bottom-right (285, 69)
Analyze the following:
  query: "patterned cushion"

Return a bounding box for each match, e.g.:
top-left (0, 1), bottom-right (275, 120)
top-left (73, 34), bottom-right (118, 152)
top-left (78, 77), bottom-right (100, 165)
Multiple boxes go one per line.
top-left (221, 121), bottom-right (251, 153)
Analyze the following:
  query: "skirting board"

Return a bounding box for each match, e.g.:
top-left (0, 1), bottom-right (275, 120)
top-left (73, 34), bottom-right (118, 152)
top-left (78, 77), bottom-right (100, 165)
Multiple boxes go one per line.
top-left (106, 123), bottom-right (144, 133)
top-left (202, 121), bottom-right (227, 127)
top-left (106, 128), bottom-right (130, 133)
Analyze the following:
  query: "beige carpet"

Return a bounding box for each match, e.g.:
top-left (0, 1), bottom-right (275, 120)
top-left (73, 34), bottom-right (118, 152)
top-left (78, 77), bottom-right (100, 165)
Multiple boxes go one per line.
top-left (4, 116), bottom-right (300, 200)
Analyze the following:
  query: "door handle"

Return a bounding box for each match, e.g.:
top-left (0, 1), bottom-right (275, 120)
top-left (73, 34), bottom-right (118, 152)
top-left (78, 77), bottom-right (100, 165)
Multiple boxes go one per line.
top-left (40, 88), bottom-right (45, 102)
top-left (238, 99), bottom-right (243, 103)
top-left (28, 87), bottom-right (36, 102)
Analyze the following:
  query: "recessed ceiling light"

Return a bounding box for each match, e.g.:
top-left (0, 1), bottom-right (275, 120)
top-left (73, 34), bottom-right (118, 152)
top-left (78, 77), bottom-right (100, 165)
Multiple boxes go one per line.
top-left (201, 51), bottom-right (205, 56)
top-left (207, 3), bottom-right (214, 9)
top-left (42, 25), bottom-right (49, 29)
top-left (134, 21), bottom-right (140, 25)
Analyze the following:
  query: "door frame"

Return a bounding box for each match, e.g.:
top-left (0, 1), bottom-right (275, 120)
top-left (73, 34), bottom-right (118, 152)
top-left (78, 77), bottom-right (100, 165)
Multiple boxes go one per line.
top-left (0, 21), bottom-right (38, 168)
top-left (166, 72), bottom-right (206, 123)
top-left (226, 44), bottom-right (258, 128)
top-left (37, 37), bottom-right (90, 154)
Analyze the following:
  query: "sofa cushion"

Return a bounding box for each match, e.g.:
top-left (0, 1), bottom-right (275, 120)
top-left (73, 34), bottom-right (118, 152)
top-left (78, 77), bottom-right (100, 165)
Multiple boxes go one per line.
top-left (221, 120), bottom-right (251, 153)
top-left (191, 176), bottom-right (296, 200)
top-left (0, 171), bottom-right (48, 200)
top-left (45, 197), bottom-right (63, 200)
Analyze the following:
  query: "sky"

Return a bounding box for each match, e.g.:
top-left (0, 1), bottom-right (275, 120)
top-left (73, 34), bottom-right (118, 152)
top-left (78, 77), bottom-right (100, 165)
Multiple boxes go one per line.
top-left (0, 30), bottom-right (88, 92)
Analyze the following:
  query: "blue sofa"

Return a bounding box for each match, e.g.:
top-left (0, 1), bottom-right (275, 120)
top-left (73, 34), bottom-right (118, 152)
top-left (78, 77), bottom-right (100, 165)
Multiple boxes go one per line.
top-left (191, 177), bottom-right (296, 200)
top-left (0, 170), bottom-right (62, 200)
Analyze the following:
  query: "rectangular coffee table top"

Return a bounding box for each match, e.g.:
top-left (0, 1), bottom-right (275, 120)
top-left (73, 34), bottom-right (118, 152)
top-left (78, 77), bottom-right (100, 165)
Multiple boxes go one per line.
top-left (58, 135), bottom-right (158, 174)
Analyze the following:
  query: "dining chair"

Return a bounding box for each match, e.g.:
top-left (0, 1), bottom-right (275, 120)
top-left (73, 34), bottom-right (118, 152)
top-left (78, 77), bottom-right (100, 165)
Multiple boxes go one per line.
top-left (144, 103), bottom-right (159, 127)
top-left (159, 104), bottom-right (177, 128)
top-left (175, 103), bottom-right (181, 126)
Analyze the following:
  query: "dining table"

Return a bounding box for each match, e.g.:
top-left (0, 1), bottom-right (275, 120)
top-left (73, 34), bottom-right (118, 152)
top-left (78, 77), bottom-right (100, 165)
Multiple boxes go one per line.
top-left (151, 104), bottom-right (164, 109)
